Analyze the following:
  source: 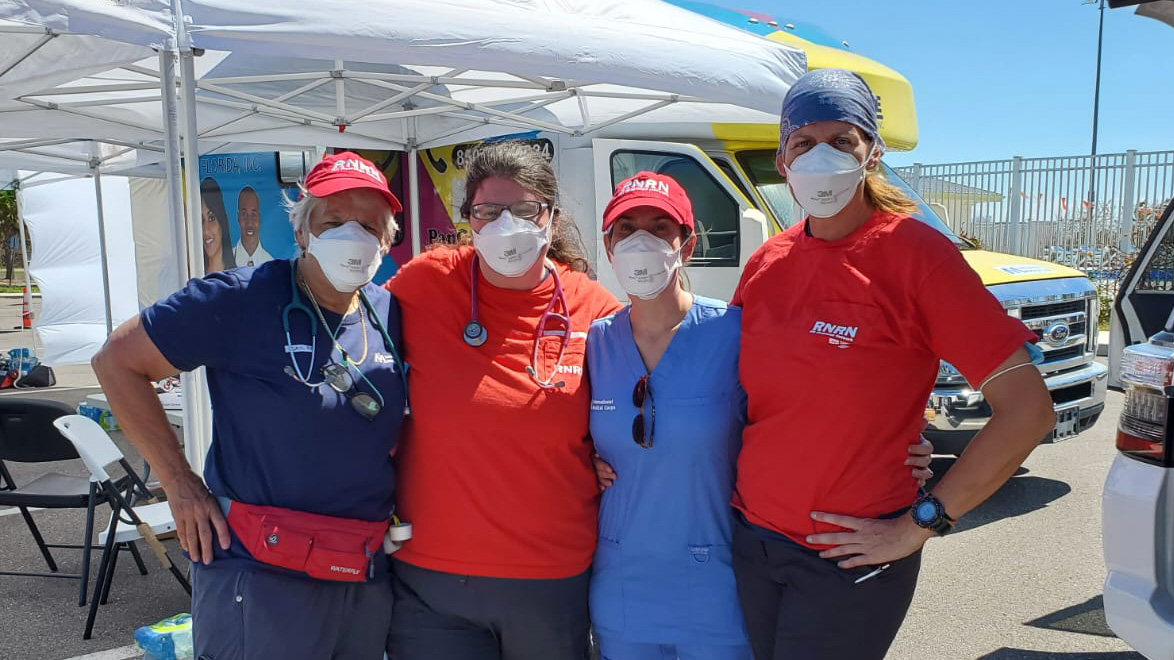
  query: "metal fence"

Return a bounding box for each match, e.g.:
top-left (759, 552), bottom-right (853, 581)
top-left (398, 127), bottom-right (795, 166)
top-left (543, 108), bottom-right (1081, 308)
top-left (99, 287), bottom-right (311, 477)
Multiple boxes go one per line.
top-left (894, 150), bottom-right (1174, 299)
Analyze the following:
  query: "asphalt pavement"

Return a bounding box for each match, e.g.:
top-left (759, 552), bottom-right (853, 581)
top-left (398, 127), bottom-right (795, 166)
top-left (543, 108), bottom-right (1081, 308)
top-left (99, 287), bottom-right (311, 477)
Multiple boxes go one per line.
top-left (0, 295), bottom-right (1149, 659)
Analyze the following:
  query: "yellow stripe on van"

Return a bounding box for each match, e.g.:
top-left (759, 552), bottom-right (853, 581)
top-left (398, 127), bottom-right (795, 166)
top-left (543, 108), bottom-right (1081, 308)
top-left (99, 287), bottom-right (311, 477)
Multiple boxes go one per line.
top-left (761, 32), bottom-right (919, 152)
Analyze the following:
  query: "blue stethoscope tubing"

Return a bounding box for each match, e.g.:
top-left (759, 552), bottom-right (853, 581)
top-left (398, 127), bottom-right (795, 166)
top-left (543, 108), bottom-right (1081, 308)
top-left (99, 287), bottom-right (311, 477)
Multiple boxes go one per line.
top-left (282, 258), bottom-right (411, 415)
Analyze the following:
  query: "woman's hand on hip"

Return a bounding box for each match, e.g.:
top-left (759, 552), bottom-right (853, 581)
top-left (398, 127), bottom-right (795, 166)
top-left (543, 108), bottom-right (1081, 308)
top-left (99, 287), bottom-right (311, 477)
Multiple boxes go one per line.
top-left (805, 512), bottom-right (934, 569)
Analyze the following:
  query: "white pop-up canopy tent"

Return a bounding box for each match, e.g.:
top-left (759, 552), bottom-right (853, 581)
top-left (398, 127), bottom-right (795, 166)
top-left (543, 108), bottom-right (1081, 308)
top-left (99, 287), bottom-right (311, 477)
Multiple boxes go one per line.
top-left (0, 0), bottom-right (808, 471)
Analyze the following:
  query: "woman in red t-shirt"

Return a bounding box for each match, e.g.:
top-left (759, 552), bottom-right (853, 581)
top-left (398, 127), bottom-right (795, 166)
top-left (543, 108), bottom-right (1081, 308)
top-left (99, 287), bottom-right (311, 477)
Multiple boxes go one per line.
top-left (383, 141), bottom-right (621, 660)
top-left (730, 69), bottom-right (1056, 660)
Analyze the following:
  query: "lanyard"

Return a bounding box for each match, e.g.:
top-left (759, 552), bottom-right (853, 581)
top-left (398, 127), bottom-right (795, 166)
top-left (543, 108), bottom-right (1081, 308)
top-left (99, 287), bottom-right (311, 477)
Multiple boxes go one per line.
top-left (465, 254), bottom-right (571, 389)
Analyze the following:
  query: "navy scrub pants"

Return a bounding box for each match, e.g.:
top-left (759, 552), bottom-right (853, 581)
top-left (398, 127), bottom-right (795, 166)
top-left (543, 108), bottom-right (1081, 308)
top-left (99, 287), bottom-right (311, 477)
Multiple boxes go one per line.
top-left (388, 559), bottom-right (591, 660)
top-left (731, 518), bottom-right (921, 660)
top-left (191, 561), bottom-right (394, 660)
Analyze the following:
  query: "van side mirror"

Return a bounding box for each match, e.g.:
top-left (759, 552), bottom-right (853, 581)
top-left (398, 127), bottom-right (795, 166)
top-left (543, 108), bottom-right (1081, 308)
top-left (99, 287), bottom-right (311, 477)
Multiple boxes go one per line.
top-left (740, 209), bottom-right (768, 265)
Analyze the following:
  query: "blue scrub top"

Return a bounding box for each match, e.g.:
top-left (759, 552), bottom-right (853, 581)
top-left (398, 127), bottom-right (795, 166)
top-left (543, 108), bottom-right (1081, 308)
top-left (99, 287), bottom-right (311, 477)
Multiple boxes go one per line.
top-left (586, 295), bottom-right (747, 646)
top-left (141, 259), bottom-right (406, 569)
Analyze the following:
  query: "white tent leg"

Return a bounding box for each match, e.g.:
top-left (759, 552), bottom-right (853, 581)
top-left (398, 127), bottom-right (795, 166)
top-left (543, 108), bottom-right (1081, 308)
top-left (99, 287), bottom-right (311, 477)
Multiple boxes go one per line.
top-left (15, 186), bottom-right (37, 359)
top-left (175, 16), bottom-right (213, 476)
top-left (90, 144), bottom-right (114, 336)
top-left (159, 47), bottom-right (188, 294)
top-left (408, 147), bottom-right (421, 256)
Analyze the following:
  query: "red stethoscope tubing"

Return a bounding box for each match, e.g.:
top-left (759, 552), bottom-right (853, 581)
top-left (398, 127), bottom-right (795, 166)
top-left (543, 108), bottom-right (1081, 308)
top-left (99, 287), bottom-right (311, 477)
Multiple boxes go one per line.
top-left (465, 254), bottom-right (570, 389)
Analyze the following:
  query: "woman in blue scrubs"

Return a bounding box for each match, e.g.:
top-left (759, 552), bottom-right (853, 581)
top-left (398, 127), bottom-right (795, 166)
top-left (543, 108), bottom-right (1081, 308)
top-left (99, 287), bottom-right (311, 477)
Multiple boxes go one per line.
top-left (586, 172), bottom-right (933, 660)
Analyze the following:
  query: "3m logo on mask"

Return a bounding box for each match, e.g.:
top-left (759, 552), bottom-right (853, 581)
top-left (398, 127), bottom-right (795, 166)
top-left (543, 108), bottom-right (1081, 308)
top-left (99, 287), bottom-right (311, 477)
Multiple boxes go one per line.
top-left (331, 158), bottom-right (382, 183)
top-left (810, 321), bottom-right (858, 349)
top-left (620, 178), bottom-right (671, 197)
top-left (634, 268), bottom-right (648, 276)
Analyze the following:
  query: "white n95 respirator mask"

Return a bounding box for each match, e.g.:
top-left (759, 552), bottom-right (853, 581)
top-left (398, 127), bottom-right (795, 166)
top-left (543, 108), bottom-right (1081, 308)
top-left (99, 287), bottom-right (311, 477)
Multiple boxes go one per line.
top-left (784, 143), bottom-right (872, 218)
top-left (609, 230), bottom-right (682, 300)
top-left (473, 210), bottom-right (551, 277)
top-left (306, 221), bottom-right (384, 292)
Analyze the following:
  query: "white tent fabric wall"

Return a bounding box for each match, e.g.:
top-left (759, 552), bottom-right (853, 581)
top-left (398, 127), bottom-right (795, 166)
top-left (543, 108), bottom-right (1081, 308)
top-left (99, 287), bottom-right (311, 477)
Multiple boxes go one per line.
top-left (18, 173), bottom-right (139, 364)
top-left (128, 176), bottom-right (176, 307)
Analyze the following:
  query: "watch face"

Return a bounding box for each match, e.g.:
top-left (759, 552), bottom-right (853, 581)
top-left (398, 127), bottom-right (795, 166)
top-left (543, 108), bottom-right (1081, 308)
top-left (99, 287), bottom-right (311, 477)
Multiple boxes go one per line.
top-left (914, 500), bottom-right (938, 522)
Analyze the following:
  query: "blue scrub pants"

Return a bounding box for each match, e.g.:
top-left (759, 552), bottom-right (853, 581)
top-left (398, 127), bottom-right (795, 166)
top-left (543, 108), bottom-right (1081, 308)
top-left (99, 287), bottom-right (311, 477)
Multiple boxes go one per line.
top-left (388, 559), bottom-right (590, 660)
top-left (731, 518), bottom-right (921, 660)
top-left (596, 637), bottom-right (753, 660)
top-left (191, 561), bottom-right (393, 660)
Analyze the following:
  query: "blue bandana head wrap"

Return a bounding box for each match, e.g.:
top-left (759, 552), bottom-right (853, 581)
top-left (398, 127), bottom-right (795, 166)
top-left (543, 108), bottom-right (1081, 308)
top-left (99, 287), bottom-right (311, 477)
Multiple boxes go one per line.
top-left (779, 69), bottom-right (881, 150)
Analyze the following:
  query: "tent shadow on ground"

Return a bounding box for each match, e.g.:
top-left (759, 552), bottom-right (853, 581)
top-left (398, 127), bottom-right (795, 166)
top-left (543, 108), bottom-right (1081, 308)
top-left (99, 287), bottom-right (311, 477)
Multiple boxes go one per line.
top-left (925, 458), bottom-right (1070, 534)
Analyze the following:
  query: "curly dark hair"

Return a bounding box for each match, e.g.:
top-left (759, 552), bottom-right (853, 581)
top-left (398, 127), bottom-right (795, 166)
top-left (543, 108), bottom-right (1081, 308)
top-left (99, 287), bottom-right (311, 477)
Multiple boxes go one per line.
top-left (456, 141), bottom-right (590, 273)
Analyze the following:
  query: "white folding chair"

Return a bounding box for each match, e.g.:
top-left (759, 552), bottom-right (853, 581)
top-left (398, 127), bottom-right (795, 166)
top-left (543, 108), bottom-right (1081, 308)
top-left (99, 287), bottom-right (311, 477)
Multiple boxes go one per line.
top-left (52, 415), bottom-right (192, 639)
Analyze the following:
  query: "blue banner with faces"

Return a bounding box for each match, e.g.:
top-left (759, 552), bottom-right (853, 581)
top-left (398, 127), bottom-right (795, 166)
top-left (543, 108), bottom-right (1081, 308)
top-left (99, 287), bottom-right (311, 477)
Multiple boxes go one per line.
top-left (198, 152), bottom-right (398, 283)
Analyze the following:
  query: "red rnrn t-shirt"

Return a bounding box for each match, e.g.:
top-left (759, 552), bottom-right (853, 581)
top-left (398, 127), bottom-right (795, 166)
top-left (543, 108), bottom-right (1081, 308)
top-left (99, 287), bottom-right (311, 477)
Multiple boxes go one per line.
top-left (386, 247), bottom-right (622, 579)
top-left (731, 212), bottom-right (1036, 548)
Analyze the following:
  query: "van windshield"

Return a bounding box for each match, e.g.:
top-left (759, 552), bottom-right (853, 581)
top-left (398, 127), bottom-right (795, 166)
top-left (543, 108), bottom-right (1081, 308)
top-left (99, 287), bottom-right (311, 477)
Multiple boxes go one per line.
top-left (734, 149), bottom-right (972, 249)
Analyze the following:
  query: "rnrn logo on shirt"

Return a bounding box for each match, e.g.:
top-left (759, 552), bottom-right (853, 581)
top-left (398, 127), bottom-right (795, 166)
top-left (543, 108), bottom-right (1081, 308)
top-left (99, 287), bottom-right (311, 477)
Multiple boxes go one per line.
top-left (330, 158), bottom-right (382, 183)
top-left (810, 320), bottom-right (858, 349)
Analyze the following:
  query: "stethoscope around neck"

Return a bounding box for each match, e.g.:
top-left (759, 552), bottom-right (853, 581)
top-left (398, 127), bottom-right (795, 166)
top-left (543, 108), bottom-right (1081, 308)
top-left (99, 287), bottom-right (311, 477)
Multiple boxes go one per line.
top-left (463, 254), bottom-right (571, 389)
top-left (281, 258), bottom-right (410, 415)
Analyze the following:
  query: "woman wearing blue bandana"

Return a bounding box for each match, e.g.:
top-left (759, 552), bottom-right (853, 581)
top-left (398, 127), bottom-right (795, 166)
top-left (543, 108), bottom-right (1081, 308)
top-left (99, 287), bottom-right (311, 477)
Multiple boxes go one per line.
top-left (730, 69), bottom-right (1053, 660)
top-left (586, 171), bottom-right (935, 660)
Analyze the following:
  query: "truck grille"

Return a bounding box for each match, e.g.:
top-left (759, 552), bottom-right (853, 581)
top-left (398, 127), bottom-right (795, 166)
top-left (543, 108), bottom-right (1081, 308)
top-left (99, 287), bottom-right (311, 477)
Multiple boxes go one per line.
top-left (1022, 300), bottom-right (1085, 318)
top-left (1015, 295), bottom-right (1095, 374)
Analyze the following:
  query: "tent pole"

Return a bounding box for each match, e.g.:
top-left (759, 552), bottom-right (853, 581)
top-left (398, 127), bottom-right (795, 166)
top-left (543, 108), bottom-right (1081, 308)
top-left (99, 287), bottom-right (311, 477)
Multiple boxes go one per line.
top-left (174, 0), bottom-right (213, 477)
top-left (90, 144), bottom-right (114, 336)
top-left (159, 47), bottom-right (189, 293)
top-left (408, 149), bottom-right (421, 256)
top-left (14, 183), bottom-right (37, 359)
top-left (408, 117), bottom-right (421, 256)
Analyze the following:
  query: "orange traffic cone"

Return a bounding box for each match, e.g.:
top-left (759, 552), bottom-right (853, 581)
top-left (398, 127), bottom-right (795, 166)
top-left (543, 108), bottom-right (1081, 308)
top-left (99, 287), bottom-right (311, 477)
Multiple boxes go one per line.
top-left (21, 286), bottom-right (32, 329)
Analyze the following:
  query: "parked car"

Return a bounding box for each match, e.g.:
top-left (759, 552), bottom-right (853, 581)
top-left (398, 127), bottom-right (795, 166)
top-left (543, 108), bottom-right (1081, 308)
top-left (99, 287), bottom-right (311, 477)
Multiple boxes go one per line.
top-left (1104, 195), bottom-right (1174, 660)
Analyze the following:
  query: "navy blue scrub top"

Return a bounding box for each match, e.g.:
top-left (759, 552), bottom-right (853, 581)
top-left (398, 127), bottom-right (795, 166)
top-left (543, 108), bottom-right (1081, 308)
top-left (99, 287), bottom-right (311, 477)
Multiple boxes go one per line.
top-left (586, 295), bottom-right (748, 646)
top-left (141, 259), bottom-right (406, 569)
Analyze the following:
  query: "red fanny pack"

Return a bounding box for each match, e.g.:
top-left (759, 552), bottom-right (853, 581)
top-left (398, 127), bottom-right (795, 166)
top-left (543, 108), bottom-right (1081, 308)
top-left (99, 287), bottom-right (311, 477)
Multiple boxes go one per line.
top-left (225, 500), bottom-right (388, 582)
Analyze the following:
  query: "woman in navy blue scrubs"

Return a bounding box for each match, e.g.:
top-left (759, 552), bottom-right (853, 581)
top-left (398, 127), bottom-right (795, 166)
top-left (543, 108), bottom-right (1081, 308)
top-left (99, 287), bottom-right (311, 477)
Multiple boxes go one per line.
top-left (586, 172), bottom-right (933, 660)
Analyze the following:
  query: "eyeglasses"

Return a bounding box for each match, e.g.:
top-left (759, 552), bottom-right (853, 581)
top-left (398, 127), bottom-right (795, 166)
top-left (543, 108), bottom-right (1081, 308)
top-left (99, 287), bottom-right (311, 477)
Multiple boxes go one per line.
top-left (632, 374), bottom-right (654, 449)
top-left (322, 362), bottom-right (382, 421)
top-left (470, 201), bottom-right (550, 222)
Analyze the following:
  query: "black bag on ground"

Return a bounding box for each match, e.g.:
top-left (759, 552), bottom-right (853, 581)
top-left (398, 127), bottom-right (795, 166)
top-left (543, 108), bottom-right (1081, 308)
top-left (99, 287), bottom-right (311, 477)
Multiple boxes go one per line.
top-left (16, 364), bottom-right (56, 388)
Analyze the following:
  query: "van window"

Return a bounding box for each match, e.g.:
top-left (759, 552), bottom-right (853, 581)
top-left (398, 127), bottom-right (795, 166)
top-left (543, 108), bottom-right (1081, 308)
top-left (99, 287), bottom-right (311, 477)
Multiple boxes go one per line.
top-left (610, 150), bottom-right (739, 266)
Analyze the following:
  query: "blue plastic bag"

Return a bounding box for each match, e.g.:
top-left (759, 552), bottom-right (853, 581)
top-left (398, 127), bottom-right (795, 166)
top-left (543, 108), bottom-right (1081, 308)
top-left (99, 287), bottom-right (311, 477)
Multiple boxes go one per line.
top-left (133, 613), bottom-right (193, 660)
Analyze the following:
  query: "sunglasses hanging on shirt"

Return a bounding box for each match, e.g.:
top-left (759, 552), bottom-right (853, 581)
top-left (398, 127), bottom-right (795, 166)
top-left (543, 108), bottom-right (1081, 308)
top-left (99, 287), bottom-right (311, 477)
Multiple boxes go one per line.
top-left (282, 259), bottom-right (410, 419)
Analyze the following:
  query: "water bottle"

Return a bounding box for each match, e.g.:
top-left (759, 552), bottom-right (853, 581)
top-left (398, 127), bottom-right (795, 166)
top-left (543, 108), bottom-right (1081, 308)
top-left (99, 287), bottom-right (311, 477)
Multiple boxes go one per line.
top-left (76, 403), bottom-right (119, 431)
top-left (134, 613), bottom-right (193, 660)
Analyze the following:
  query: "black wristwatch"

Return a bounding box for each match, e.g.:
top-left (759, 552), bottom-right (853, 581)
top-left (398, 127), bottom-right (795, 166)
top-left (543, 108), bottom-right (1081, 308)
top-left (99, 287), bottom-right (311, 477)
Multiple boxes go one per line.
top-left (910, 490), bottom-right (955, 536)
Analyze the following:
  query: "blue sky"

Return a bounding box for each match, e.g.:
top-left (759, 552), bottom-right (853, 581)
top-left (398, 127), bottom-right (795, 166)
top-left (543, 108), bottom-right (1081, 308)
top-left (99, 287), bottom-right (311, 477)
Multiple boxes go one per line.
top-left (705, 1), bottom-right (1174, 167)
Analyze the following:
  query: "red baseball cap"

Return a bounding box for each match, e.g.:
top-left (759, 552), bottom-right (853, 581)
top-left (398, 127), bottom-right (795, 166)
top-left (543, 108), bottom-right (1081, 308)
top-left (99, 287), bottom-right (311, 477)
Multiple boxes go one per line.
top-left (303, 151), bottom-right (403, 214)
top-left (602, 172), bottom-right (694, 232)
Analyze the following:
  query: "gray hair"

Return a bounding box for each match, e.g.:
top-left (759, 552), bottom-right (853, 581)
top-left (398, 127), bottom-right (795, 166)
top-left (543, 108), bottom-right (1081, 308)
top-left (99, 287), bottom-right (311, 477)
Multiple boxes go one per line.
top-left (283, 183), bottom-right (399, 241)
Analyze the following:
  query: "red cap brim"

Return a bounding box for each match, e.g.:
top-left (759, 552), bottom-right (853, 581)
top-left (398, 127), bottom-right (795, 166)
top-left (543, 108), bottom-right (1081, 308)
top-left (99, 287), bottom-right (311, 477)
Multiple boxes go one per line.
top-left (602, 195), bottom-right (692, 232)
top-left (306, 178), bottom-right (403, 214)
